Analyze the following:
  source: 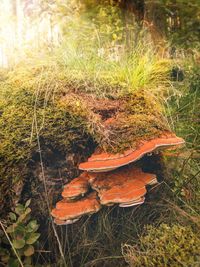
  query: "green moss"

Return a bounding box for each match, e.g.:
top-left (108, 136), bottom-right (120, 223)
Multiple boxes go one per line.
top-left (123, 223), bottom-right (200, 267)
top-left (0, 71), bottom-right (170, 209)
top-left (125, 90), bottom-right (163, 116)
top-left (101, 114), bottom-right (169, 153)
top-left (0, 74), bottom-right (101, 210)
top-left (101, 90), bottom-right (169, 153)
top-left (0, 92), bottom-right (93, 162)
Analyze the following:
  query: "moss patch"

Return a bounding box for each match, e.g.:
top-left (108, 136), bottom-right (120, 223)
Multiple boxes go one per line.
top-left (125, 90), bottom-right (163, 116)
top-left (0, 69), bottom-right (170, 212)
top-left (0, 77), bottom-right (101, 212)
top-left (100, 90), bottom-right (170, 153)
top-left (123, 223), bottom-right (200, 267)
top-left (101, 113), bottom-right (169, 153)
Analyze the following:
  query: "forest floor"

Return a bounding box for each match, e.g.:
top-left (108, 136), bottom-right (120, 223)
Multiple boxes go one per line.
top-left (0, 47), bottom-right (199, 267)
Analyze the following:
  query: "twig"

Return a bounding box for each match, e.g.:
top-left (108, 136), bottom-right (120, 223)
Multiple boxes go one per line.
top-left (0, 221), bottom-right (24, 267)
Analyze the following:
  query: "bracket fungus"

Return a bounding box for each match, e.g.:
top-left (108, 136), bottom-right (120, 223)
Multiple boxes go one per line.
top-left (89, 166), bottom-right (156, 206)
top-left (98, 185), bottom-right (147, 206)
top-left (79, 132), bottom-right (185, 172)
top-left (51, 165), bottom-right (158, 224)
top-left (51, 192), bottom-right (101, 223)
top-left (89, 166), bottom-right (157, 192)
top-left (62, 172), bottom-right (92, 199)
top-left (52, 130), bottom-right (184, 224)
top-left (119, 196), bottom-right (145, 207)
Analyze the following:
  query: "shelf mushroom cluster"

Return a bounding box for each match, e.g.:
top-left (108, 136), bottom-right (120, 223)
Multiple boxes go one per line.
top-left (51, 131), bottom-right (184, 225)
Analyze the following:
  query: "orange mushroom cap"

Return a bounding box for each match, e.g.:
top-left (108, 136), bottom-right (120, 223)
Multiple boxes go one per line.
top-left (89, 166), bottom-right (156, 206)
top-left (89, 166), bottom-right (157, 192)
top-left (79, 132), bottom-right (185, 172)
top-left (99, 184), bottom-right (146, 206)
top-left (51, 192), bottom-right (101, 221)
top-left (62, 172), bottom-right (93, 199)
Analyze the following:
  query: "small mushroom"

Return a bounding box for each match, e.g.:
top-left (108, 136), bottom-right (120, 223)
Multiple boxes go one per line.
top-left (79, 132), bottom-right (185, 172)
top-left (51, 192), bottom-right (101, 223)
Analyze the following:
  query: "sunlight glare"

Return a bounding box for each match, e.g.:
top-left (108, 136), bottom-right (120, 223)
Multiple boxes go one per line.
top-left (0, 0), bottom-right (61, 67)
